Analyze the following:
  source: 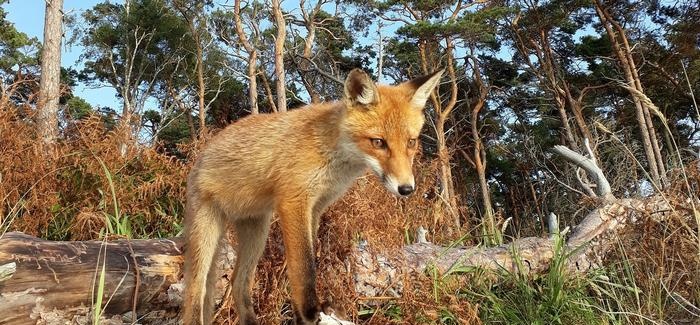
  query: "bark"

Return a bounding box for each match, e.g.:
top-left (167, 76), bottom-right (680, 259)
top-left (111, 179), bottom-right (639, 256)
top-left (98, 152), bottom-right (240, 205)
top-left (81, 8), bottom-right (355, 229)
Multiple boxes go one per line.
top-left (109, 4), bottom-right (158, 141)
top-left (297, 0), bottom-right (324, 104)
top-left (552, 145), bottom-right (612, 199)
top-left (37, 0), bottom-right (64, 146)
top-left (539, 30), bottom-right (581, 151)
top-left (403, 5), bottom-right (463, 231)
top-left (594, 0), bottom-right (666, 188)
top-left (195, 34), bottom-right (207, 135)
top-left (260, 70), bottom-right (278, 112)
top-left (174, 1), bottom-right (208, 134)
top-left (468, 50), bottom-right (500, 245)
top-left (435, 121), bottom-right (458, 227)
top-left (554, 95), bottom-right (579, 150)
top-left (376, 21), bottom-right (384, 83)
top-left (419, 38), bottom-right (460, 230)
top-left (271, 0), bottom-right (287, 111)
top-left (611, 15), bottom-right (667, 182)
top-left (563, 84), bottom-right (595, 145)
top-left (234, 0), bottom-right (259, 114)
top-left (0, 235), bottom-right (192, 325)
top-left (510, 18), bottom-right (601, 154)
top-left (166, 83), bottom-right (196, 141)
top-left (0, 197), bottom-right (674, 324)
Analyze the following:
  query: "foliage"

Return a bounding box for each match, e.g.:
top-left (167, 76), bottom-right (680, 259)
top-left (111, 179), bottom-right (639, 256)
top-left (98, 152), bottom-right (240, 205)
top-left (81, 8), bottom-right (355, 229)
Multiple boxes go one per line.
top-left (0, 0), bottom-right (39, 76)
top-left (72, 0), bottom-right (193, 120)
top-left (65, 96), bottom-right (93, 120)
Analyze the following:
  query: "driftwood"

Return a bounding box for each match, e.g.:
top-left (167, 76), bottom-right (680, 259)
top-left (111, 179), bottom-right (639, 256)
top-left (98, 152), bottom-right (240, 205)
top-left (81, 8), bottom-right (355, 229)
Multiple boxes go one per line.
top-left (0, 145), bottom-right (680, 324)
top-left (0, 235), bottom-right (189, 324)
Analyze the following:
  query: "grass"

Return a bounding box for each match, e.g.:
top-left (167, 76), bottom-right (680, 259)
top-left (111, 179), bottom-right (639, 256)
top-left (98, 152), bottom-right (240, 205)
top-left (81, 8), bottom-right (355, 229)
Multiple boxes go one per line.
top-left (0, 110), bottom-right (188, 241)
top-left (452, 234), bottom-right (600, 324)
top-left (424, 191), bottom-right (700, 325)
top-left (91, 240), bottom-right (108, 325)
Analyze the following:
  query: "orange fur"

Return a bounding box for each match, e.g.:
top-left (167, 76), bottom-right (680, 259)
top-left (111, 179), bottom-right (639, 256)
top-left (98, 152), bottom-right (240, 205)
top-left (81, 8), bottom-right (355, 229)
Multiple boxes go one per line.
top-left (182, 69), bottom-right (443, 325)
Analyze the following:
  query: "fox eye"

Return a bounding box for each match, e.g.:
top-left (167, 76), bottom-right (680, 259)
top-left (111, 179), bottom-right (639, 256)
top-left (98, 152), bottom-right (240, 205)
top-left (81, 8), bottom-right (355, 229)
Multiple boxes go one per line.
top-left (370, 138), bottom-right (387, 149)
top-left (408, 139), bottom-right (417, 148)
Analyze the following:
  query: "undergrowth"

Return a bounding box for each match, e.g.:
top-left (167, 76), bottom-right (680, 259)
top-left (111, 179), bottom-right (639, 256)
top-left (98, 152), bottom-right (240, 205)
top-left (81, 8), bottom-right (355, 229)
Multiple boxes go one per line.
top-left (0, 107), bottom-right (189, 240)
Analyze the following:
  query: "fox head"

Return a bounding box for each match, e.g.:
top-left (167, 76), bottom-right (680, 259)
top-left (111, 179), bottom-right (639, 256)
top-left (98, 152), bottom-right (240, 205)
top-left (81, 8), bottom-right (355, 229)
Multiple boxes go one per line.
top-left (342, 68), bottom-right (443, 197)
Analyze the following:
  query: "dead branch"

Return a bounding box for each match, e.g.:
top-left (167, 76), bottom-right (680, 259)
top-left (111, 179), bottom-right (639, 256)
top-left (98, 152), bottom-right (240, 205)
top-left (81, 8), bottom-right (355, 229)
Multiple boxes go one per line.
top-left (552, 144), bottom-right (613, 199)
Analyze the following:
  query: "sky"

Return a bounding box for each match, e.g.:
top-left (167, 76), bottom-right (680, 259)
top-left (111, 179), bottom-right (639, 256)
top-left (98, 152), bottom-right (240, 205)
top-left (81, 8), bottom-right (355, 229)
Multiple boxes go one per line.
top-left (4, 0), bottom-right (124, 109)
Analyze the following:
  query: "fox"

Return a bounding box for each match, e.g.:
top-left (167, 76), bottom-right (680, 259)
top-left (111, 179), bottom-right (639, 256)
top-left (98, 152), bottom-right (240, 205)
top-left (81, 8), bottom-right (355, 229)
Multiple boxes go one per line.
top-left (181, 68), bottom-right (443, 325)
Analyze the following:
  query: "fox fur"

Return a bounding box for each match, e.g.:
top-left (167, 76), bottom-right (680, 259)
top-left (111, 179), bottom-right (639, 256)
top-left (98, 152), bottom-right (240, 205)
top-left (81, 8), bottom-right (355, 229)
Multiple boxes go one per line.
top-left (182, 68), bottom-right (443, 325)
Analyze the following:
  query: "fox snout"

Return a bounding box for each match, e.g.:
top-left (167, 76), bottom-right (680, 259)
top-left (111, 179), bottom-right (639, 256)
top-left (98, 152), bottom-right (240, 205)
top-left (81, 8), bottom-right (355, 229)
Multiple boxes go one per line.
top-left (364, 156), bottom-right (416, 197)
top-left (381, 171), bottom-right (415, 197)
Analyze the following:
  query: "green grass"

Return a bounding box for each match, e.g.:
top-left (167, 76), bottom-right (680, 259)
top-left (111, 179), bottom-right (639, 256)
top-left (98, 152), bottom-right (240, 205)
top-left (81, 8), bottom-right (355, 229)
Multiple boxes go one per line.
top-left (423, 229), bottom-right (698, 325)
top-left (91, 240), bottom-right (108, 325)
top-left (429, 233), bottom-right (667, 324)
top-left (458, 237), bottom-right (604, 324)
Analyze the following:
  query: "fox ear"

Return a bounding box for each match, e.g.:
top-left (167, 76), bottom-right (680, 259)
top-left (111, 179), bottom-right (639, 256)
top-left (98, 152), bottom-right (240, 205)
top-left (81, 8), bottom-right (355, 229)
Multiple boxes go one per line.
top-left (405, 69), bottom-right (444, 109)
top-left (344, 69), bottom-right (379, 107)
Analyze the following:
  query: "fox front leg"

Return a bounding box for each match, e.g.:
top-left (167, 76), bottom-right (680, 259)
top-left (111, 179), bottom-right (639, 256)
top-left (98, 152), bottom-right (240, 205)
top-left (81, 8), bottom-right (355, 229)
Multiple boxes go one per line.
top-left (277, 197), bottom-right (321, 324)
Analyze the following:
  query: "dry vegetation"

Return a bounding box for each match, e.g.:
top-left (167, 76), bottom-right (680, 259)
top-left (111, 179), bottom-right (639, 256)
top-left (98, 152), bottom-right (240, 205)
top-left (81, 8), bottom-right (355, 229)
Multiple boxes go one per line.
top-left (601, 165), bottom-right (700, 323)
top-left (0, 105), bottom-right (189, 240)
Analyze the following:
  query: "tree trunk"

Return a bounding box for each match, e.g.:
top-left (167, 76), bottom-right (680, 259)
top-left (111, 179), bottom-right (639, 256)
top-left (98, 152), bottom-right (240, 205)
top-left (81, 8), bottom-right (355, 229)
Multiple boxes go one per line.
top-left (540, 30), bottom-right (580, 151)
top-left (435, 119), bottom-right (459, 229)
top-left (299, 1), bottom-right (321, 104)
top-left (260, 70), bottom-right (278, 112)
top-left (376, 21), bottom-right (384, 83)
top-left (234, 0), bottom-right (259, 114)
top-left (174, 1), bottom-right (208, 134)
top-left (37, 0), bottom-right (63, 146)
top-left (472, 100), bottom-right (498, 245)
top-left (195, 34), bottom-right (207, 135)
top-left (468, 51), bottom-right (500, 245)
top-left (0, 197), bottom-right (676, 324)
top-left (419, 37), bottom-right (460, 231)
top-left (167, 84), bottom-right (196, 140)
top-left (594, 0), bottom-right (665, 188)
top-left (247, 52), bottom-right (259, 114)
top-left (563, 84), bottom-right (594, 145)
top-left (554, 96), bottom-right (579, 150)
top-left (272, 0), bottom-right (287, 111)
top-left (611, 15), bottom-right (667, 183)
top-left (0, 234), bottom-right (191, 325)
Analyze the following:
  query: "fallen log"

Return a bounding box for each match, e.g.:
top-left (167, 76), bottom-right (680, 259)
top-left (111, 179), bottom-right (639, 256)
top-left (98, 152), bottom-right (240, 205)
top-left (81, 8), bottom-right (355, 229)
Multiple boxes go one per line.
top-left (354, 195), bottom-right (673, 298)
top-left (0, 234), bottom-right (193, 325)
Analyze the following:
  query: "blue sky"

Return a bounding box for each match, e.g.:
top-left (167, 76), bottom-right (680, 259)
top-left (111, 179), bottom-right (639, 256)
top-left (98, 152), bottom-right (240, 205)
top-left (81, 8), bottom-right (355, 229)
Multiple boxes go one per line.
top-left (4, 0), bottom-right (122, 109)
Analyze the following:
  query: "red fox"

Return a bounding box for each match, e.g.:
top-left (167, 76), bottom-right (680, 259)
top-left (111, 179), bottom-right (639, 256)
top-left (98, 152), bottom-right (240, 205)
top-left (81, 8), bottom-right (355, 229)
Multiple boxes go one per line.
top-left (182, 68), bottom-right (443, 325)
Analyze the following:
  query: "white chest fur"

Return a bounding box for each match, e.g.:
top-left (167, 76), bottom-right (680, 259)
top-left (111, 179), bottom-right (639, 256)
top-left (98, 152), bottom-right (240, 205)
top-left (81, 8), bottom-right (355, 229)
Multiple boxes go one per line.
top-left (314, 137), bottom-right (368, 208)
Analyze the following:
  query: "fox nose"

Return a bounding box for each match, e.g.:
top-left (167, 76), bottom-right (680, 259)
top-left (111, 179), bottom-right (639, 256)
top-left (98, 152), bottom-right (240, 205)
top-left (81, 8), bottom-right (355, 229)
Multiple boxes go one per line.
top-left (397, 184), bottom-right (414, 196)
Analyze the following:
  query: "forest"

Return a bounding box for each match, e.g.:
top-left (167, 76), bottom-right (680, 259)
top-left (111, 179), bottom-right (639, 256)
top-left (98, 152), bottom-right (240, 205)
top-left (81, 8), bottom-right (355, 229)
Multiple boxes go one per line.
top-left (0, 0), bottom-right (698, 324)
